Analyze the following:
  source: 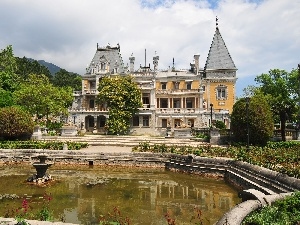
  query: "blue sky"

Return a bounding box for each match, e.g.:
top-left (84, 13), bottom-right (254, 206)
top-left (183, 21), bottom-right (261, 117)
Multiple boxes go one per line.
top-left (0, 0), bottom-right (299, 97)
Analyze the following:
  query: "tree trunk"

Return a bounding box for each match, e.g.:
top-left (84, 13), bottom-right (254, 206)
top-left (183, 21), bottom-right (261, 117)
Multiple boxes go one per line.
top-left (280, 111), bottom-right (286, 142)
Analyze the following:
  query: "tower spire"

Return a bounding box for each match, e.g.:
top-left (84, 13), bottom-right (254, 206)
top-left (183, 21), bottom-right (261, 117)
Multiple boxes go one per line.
top-left (216, 16), bottom-right (219, 28)
top-left (145, 49), bottom-right (146, 67)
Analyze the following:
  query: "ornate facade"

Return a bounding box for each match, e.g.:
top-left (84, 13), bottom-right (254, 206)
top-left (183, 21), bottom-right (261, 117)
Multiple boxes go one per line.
top-left (68, 25), bottom-right (237, 136)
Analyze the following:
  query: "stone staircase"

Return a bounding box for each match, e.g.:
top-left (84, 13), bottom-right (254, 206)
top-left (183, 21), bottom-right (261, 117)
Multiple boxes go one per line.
top-left (43, 135), bottom-right (205, 147)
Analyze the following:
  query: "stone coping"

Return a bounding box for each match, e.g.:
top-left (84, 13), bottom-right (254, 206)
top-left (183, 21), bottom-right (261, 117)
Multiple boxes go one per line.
top-left (0, 149), bottom-right (299, 225)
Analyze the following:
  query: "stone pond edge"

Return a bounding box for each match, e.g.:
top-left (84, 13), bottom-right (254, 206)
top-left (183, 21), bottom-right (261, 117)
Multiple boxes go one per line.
top-left (0, 149), bottom-right (299, 225)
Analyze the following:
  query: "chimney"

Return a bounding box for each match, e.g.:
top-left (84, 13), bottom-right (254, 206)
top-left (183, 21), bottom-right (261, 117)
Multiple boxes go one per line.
top-left (194, 54), bottom-right (200, 74)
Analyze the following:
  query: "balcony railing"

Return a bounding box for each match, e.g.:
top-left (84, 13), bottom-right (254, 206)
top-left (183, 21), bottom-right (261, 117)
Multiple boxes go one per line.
top-left (156, 89), bottom-right (199, 95)
top-left (69, 107), bottom-right (108, 112)
top-left (157, 108), bottom-right (199, 114)
top-left (83, 89), bottom-right (97, 95)
top-left (73, 91), bottom-right (82, 96)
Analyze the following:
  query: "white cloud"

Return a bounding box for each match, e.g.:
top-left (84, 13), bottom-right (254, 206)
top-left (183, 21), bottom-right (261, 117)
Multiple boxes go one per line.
top-left (0, 0), bottom-right (299, 96)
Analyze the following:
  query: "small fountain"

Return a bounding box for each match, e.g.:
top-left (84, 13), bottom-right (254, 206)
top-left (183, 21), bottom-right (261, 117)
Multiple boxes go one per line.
top-left (27, 154), bottom-right (53, 184)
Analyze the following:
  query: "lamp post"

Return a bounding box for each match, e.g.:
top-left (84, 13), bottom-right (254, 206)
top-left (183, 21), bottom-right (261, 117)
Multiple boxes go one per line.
top-left (246, 97), bottom-right (250, 150)
top-left (210, 103), bottom-right (213, 128)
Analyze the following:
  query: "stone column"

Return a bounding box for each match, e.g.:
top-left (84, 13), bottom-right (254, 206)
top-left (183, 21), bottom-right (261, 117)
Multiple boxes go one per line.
top-left (93, 116), bottom-right (97, 133)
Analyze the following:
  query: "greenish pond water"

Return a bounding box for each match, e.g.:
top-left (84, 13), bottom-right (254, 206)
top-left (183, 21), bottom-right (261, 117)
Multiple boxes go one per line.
top-left (0, 164), bottom-right (240, 225)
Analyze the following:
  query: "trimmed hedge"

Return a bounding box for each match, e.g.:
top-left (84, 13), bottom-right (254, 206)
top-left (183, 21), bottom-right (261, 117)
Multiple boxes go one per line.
top-left (0, 140), bottom-right (88, 150)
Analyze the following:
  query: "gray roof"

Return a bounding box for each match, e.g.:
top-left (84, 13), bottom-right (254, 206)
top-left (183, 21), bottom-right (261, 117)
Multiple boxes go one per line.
top-left (85, 44), bottom-right (126, 75)
top-left (204, 27), bottom-right (236, 71)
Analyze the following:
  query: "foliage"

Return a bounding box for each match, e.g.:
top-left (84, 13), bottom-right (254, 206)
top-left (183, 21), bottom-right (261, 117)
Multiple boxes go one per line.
top-left (133, 141), bottom-right (300, 178)
top-left (15, 56), bottom-right (52, 81)
top-left (5, 193), bottom-right (54, 224)
top-left (231, 94), bottom-right (274, 146)
top-left (0, 140), bottom-right (88, 150)
top-left (0, 45), bottom-right (18, 92)
top-left (194, 133), bottom-right (209, 141)
top-left (52, 69), bottom-right (82, 91)
top-left (0, 106), bottom-right (34, 140)
top-left (97, 75), bottom-right (142, 134)
top-left (13, 74), bottom-right (73, 124)
top-left (99, 206), bottom-right (130, 225)
top-left (0, 88), bottom-right (14, 107)
top-left (46, 121), bottom-right (63, 133)
top-left (255, 69), bottom-right (299, 141)
top-left (215, 120), bottom-right (226, 130)
top-left (243, 192), bottom-right (300, 225)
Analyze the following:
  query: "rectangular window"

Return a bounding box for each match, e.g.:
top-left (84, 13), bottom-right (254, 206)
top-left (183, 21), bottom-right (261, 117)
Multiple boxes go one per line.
top-left (174, 82), bottom-right (179, 89)
top-left (88, 117), bottom-right (94, 127)
top-left (162, 119), bottom-right (167, 128)
top-left (217, 88), bottom-right (226, 99)
top-left (89, 99), bottom-right (95, 108)
top-left (173, 99), bottom-right (181, 108)
top-left (90, 81), bottom-right (96, 89)
top-left (202, 86), bottom-right (205, 91)
top-left (160, 99), bottom-right (168, 108)
top-left (143, 116), bottom-right (149, 127)
top-left (186, 99), bottom-right (193, 108)
top-left (186, 82), bottom-right (192, 90)
top-left (161, 83), bottom-right (166, 89)
top-left (142, 93), bottom-right (150, 105)
top-left (133, 116), bottom-right (139, 126)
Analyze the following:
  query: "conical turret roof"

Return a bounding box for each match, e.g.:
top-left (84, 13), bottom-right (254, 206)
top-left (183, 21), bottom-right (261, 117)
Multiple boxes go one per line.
top-left (204, 27), bottom-right (236, 71)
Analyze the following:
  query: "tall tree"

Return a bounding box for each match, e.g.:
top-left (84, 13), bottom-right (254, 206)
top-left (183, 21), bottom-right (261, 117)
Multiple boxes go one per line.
top-left (15, 57), bottom-right (52, 81)
top-left (0, 45), bottom-right (18, 92)
top-left (231, 93), bottom-right (274, 146)
top-left (255, 69), bottom-right (298, 141)
top-left (52, 69), bottom-right (82, 90)
top-left (13, 74), bottom-right (73, 126)
top-left (97, 75), bottom-right (142, 134)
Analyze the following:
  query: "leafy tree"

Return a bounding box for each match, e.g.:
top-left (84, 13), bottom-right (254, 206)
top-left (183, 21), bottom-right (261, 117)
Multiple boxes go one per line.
top-left (52, 69), bottom-right (82, 90)
top-left (97, 75), bottom-right (142, 134)
top-left (215, 120), bottom-right (226, 130)
top-left (13, 74), bottom-right (73, 126)
top-left (288, 66), bottom-right (300, 128)
top-left (0, 88), bottom-right (14, 107)
top-left (0, 106), bottom-right (34, 140)
top-left (0, 45), bottom-right (18, 92)
top-left (231, 93), bottom-right (274, 146)
top-left (255, 69), bottom-right (298, 141)
top-left (15, 57), bottom-right (52, 81)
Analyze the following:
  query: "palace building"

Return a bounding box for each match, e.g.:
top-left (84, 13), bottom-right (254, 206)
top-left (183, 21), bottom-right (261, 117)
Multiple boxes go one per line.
top-left (69, 23), bottom-right (237, 136)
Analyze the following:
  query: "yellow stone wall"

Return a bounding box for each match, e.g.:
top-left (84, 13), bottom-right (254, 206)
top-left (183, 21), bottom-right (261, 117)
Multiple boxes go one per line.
top-left (83, 79), bottom-right (89, 89)
top-left (204, 81), bottom-right (235, 113)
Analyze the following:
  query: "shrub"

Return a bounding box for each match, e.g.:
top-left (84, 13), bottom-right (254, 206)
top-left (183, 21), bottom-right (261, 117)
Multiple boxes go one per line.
top-left (0, 106), bottom-right (34, 140)
top-left (215, 120), bottom-right (226, 130)
top-left (243, 192), bottom-right (300, 225)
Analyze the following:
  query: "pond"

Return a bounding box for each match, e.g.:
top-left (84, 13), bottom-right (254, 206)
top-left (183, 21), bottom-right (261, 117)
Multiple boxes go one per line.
top-left (0, 164), bottom-right (240, 225)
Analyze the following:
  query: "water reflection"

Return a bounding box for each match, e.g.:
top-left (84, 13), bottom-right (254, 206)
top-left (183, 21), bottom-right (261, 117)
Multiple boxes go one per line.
top-left (0, 165), bottom-right (240, 224)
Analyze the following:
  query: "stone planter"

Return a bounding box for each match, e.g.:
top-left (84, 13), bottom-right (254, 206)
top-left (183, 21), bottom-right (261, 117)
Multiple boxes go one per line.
top-left (60, 126), bottom-right (77, 136)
